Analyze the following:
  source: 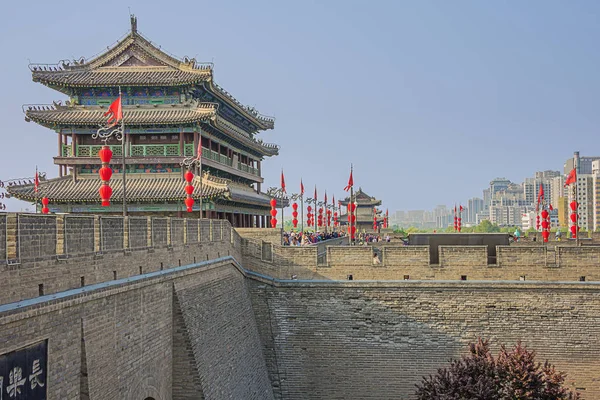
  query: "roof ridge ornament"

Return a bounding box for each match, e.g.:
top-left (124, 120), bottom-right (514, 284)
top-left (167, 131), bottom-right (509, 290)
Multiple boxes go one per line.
top-left (130, 14), bottom-right (138, 34)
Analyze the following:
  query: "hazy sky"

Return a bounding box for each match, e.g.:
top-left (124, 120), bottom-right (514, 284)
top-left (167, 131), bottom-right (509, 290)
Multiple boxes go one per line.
top-left (1, 1), bottom-right (599, 212)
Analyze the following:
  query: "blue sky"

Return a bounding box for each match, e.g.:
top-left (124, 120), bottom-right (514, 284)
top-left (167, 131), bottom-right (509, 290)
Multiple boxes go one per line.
top-left (1, 1), bottom-right (599, 211)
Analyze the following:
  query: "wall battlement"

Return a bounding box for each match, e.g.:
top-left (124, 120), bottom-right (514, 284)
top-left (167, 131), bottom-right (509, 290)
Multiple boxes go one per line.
top-left (0, 212), bottom-right (242, 304)
top-left (241, 235), bottom-right (600, 282)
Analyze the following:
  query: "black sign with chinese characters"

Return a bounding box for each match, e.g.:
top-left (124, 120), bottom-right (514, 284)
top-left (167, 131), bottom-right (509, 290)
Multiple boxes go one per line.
top-left (0, 340), bottom-right (47, 399)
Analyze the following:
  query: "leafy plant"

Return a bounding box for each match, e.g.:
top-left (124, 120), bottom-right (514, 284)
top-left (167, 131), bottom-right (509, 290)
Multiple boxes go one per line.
top-left (415, 339), bottom-right (579, 400)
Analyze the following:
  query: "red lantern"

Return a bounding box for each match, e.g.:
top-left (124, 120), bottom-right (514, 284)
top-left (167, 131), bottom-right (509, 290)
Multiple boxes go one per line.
top-left (292, 218), bottom-right (298, 228)
top-left (185, 185), bottom-right (194, 195)
top-left (98, 145), bottom-right (113, 206)
top-left (542, 231), bottom-right (550, 242)
top-left (270, 198), bottom-right (277, 207)
top-left (98, 146), bottom-right (113, 163)
top-left (184, 170), bottom-right (194, 183)
top-left (99, 184), bottom-right (112, 207)
top-left (185, 197), bottom-right (194, 208)
top-left (541, 210), bottom-right (549, 219)
top-left (307, 206), bottom-right (312, 212)
top-left (351, 203), bottom-right (356, 213)
top-left (292, 211), bottom-right (298, 218)
top-left (541, 221), bottom-right (549, 229)
top-left (41, 197), bottom-right (49, 206)
top-left (570, 214), bottom-right (578, 222)
top-left (571, 225), bottom-right (578, 237)
top-left (42, 207), bottom-right (49, 214)
top-left (99, 166), bottom-right (112, 182)
top-left (570, 201), bottom-right (578, 211)
top-left (270, 209), bottom-right (277, 217)
top-left (351, 215), bottom-right (356, 224)
top-left (292, 203), bottom-right (298, 211)
top-left (271, 218), bottom-right (277, 228)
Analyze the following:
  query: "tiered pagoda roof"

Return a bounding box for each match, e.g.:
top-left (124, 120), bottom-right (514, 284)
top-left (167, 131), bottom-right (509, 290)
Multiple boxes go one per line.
top-left (7, 172), bottom-right (272, 206)
top-left (340, 188), bottom-right (383, 206)
top-left (28, 15), bottom-right (275, 132)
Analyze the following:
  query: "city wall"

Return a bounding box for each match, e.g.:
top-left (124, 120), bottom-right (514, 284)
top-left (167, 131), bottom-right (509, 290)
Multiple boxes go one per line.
top-left (2, 220), bottom-right (600, 399)
top-left (0, 213), bottom-right (272, 400)
top-left (249, 279), bottom-right (600, 400)
top-left (0, 213), bottom-right (240, 304)
top-left (241, 236), bottom-right (600, 281)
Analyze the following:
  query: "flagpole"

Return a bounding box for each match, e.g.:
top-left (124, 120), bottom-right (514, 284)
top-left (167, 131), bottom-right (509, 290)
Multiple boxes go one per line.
top-left (301, 185), bottom-right (304, 234)
top-left (35, 166), bottom-right (39, 214)
top-left (120, 87), bottom-right (127, 217)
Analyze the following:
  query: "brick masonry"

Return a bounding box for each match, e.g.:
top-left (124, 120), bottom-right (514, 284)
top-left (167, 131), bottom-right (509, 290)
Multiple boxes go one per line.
top-left (2, 220), bottom-right (600, 399)
top-left (248, 280), bottom-right (600, 400)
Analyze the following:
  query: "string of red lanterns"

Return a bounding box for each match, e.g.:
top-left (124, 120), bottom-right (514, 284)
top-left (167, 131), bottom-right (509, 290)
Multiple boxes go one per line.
top-left (348, 203), bottom-right (357, 239)
top-left (541, 208), bottom-right (550, 242)
top-left (292, 202), bottom-right (298, 228)
top-left (307, 205), bottom-right (313, 228)
top-left (98, 146), bottom-right (113, 206)
top-left (184, 170), bottom-right (194, 212)
top-left (570, 200), bottom-right (578, 238)
top-left (318, 207), bottom-right (323, 228)
top-left (270, 198), bottom-right (278, 228)
top-left (41, 197), bottom-right (49, 214)
top-left (373, 207), bottom-right (377, 231)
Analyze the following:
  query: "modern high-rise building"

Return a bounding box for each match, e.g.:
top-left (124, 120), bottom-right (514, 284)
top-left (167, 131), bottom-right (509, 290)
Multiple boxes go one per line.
top-left (523, 171), bottom-right (560, 207)
top-left (592, 160), bottom-right (600, 231)
top-left (564, 152), bottom-right (600, 232)
top-left (467, 197), bottom-right (484, 224)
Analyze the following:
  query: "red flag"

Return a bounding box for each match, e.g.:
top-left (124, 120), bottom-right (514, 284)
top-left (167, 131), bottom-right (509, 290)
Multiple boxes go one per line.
top-left (281, 170), bottom-right (286, 193)
top-left (564, 168), bottom-right (576, 186)
top-left (324, 191), bottom-right (327, 204)
top-left (300, 179), bottom-right (304, 195)
top-left (459, 205), bottom-right (463, 212)
top-left (549, 204), bottom-right (554, 211)
top-left (197, 140), bottom-right (202, 160)
top-left (538, 183), bottom-right (544, 204)
top-left (343, 169), bottom-right (353, 191)
top-left (34, 167), bottom-right (39, 193)
top-left (333, 195), bottom-right (335, 206)
top-left (314, 186), bottom-right (317, 201)
top-left (104, 95), bottom-right (123, 127)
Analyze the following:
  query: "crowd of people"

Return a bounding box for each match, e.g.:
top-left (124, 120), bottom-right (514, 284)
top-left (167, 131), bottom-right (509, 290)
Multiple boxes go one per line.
top-left (282, 230), bottom-right (346, 246)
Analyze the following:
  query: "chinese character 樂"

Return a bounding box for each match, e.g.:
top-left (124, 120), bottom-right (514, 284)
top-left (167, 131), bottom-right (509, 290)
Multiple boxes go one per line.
top-left (6, 366), bottom-right (26, 398)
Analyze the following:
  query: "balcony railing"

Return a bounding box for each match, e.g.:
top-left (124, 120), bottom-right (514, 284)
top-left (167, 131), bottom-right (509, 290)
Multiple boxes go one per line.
top-left (58, 144), bottom-right (260, 177)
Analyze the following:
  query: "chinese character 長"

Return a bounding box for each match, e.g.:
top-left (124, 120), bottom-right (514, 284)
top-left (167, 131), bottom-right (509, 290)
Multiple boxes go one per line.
top-left (29, 359), bottom-right (45, 389)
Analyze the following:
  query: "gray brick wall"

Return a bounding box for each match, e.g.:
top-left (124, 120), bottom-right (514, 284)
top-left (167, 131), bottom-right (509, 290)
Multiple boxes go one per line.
top-left (172, 290), bottom-right (205, 399)
top-left (213, 220), bottom-right (223, 241)
top-left (200, 219), bottom-right (211, 242)
top-left (171, 218), bottom-right (185, 246)
top-left (152, 218), bottom-right (168, 247)
top-left (18, 214), bottom-right (56, 260)
top-left (186, 219), bottom-right (199, 243)
top-left (129, 217), bottom-right (148, 249)
top-left (65, 216), bottom-right (95, 255)
top-left (249, 281), bottom-right (600, 400)
top-left (175, 265), bottom-right (274, 400)
top-left (100, 216), bottom-right (123, 252)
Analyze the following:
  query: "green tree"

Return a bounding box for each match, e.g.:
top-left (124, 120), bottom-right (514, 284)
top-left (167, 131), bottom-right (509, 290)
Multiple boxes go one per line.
top-left (416, 339), bottom-right (579, 400)
top-left (474, 220), bottom-right (500, 233)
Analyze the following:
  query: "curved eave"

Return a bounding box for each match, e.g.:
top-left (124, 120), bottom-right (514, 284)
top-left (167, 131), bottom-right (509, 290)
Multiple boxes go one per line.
top-left (205, 81), bottom-right (275, 131)
top-left (31, 70), bottom-right (212, 93)
top-left (24, 103), bottom-right (217, 128)
top-left (7, 175), bottom-right (228, 204)
top-left (208, 117), bottom-right (279, 158)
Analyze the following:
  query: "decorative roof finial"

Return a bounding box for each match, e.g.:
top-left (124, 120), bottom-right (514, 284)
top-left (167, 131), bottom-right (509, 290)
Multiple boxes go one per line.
top-left (130, 14), bottom-right (137, 33)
